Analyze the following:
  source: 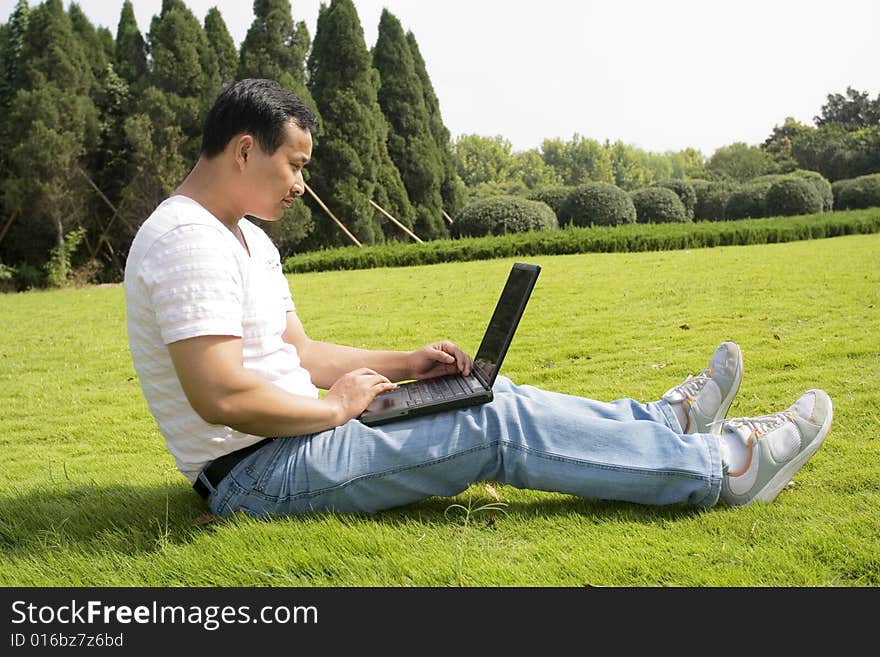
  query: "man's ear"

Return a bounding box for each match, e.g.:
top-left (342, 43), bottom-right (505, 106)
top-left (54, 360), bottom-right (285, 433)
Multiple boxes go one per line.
top-left (234, 135), bottom-right (254, 169)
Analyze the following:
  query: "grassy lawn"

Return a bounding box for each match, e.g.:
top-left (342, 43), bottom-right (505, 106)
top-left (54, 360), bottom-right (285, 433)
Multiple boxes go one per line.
top-left (0, 233), bottom-right (877, 586)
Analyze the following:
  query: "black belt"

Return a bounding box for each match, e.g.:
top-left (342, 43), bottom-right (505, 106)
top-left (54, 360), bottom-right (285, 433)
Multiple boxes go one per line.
top-left (193, 438), bottom-right (275, 500)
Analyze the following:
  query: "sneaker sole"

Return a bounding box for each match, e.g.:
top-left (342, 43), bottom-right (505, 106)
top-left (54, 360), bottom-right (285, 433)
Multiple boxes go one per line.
top-left (709, 344), bottom-right (744, 435)
top-left (752, 392), bottom-right (834, 503)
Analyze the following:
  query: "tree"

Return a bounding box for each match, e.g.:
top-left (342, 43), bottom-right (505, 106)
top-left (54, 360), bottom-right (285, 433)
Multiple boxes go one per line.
top-left (405, 30), bottom-right (465, 217)
top-left (451, 135), bottom-right (560, 199)
top-left (114, 0), bottom-right (147, 90)
top-left (541, 135), bottom-right (614, 186)
top-left (144, 0), bottom-right (221, 163)
top-left (791, 123), bottom-right (880, 181)
top-left (706, 142), bottom-right (776, 182)
top-left (666, 148), bottom-right (707, 180)
top-left (762, 117), bottom-right (813, 171)
top-left (306, 0), bottom-right (414, 247)
top-left (68, 2), bottom-right (108, 84)
top-left (0, 0), bottom-right (98, 283)
top-left (238, 0), bottom-right (316, 118)
top-left (607, 141), bottom-right (655, 191)
top-left (0, 0), bottom-right (29, 114)
top-left (237, 0), bottom-right (319, 253)
top-left (204, 7), bottom-right (238, 87)
top-left (373, 9), bottom-right (446, 240)
top-left (815, 86), bottom-right (880, 131)
top-left (453, 134), bottom-right (515, 188)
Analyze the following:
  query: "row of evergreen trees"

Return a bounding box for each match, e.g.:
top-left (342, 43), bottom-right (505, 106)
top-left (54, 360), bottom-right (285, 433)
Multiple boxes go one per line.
top-left (0, 0), bottom-right (465, 287)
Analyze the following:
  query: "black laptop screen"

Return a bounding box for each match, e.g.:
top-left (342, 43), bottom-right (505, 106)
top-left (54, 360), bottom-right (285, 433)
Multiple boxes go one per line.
top-left (473, 263), bottom-right (539, 385)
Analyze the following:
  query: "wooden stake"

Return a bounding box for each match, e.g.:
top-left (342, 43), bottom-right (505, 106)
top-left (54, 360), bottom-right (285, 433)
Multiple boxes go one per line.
top-left (303, 181), bottom-right (362, 247)
top-left (369, 199), bottom-right (423, 243)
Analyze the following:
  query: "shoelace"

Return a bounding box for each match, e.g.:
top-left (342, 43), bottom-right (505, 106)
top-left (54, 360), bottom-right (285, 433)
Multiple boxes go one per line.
top-left (711, 410), bottom-right (796, 436)
top-left (669, 368), bottom-right (712, 400)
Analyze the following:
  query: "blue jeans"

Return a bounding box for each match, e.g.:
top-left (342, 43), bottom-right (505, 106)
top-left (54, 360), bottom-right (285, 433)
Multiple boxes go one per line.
top-left (204, 376), bottom-right (724, 517)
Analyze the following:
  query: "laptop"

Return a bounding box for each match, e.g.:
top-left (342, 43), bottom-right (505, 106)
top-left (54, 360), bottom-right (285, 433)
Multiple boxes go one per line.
top-left (359, 262), bottom-right (541, 426)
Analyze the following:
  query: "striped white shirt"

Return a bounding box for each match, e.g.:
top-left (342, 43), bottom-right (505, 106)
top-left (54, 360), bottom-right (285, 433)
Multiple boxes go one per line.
top-left (124, 195), bottom-right (319, 483)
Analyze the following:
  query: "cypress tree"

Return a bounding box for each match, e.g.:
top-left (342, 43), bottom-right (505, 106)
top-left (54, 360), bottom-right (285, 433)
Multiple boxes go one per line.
top-left (237, 0), bottom-right (319, 254)
top-left (0, 0), bottom-right (30, 113)
top-left (406, 30), bottom-right (465, 217)
top-left (149, 0), bottom-right (220, 102)
top-left (306, 0), bottom-right (414, 247)
top-left (114, 0), bottom-right (147, 90)
top-left (238, 0), bottom-right (317, 117)
top-left (204, 7), bottom-right (237, 87)
top-left (147, 0), bottom-right (221, 160)
top-left (372, 9), bottom-right (446, 240)
top-left (68, 2), bottom-right (108, 83)
top-left (0, 0), bottom-right (98, 281)
top-left (96, 26), bottom-right (114, 63)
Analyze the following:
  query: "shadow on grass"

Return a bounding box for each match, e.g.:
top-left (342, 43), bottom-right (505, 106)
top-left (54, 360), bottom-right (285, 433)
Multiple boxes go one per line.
top-left (0, 480), bottom-right (701, 558)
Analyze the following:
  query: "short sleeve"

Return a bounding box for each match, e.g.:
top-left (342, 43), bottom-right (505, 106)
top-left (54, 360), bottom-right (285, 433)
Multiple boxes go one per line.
top-left (141, 224), bottom-right (246, 344)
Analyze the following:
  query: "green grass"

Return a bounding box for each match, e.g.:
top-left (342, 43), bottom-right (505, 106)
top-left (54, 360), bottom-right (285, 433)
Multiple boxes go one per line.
top-left (1, 234), bottom-right (878, 586)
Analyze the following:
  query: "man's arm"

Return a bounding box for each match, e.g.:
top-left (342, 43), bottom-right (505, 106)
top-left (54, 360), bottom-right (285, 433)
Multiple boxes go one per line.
top-left (282, 311), bottom-right (473, 389)
top-left (167, 334), bottom-right (396, 437)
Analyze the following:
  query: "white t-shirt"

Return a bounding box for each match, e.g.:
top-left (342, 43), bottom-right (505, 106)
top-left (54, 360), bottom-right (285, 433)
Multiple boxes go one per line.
top-left (124, 195), bottom-right (319, 483)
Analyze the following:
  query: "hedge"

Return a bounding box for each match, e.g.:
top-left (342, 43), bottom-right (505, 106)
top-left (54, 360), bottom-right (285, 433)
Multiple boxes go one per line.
top-left (833, 173), bottom-right (880, 210)
top-left (691, 179), bottom-right (737, 221)
top-left (557, 182), bottom-right (637, 227)
top-left (527, 186), bottom-right (572, 216)
top-left (657, 179), bottom-right (696, 219)
top-left (790, 169), bottom-right (834, 212)
top-left (765, 178), bottom-right (824, 217)
top-left (723, 182), bottom-right (772, 220)
top-left (284, 208), bottom-right (880, 273)
top-left (451, 196), bottom-right (558, 237)
top-left (631, 187), bottom-right (690, 223)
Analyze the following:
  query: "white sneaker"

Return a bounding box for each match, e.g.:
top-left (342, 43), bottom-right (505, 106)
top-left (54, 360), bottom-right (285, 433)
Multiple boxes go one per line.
top-left (662, 341), bottom-right (743, 434)
top-left (720, 389), bottom-right (833, 506)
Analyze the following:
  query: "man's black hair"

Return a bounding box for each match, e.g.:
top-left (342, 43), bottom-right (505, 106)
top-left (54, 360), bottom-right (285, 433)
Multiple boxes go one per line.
top-left (201, 78), bottom-right (317, 158)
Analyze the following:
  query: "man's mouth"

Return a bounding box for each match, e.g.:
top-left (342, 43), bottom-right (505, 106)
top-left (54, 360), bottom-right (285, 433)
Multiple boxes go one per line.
top-left (282, 197), bottom-right (294, 209)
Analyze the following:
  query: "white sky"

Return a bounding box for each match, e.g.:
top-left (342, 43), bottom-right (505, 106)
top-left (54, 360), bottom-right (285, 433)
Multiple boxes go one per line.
top-left (2, 0), bottom-right (877, 156)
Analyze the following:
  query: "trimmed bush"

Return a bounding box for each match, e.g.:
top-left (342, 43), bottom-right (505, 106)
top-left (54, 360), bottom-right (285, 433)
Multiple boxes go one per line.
top-left (557, 182), bottom-right (636, 227)
top-left (630, 187), bottom-right (689, 223)
top-left (765, 178), bottom-right (824, 217)
top-left (527, 186), bottom-right (572, 216)
top-left (833, 173), bottom-right (880, 210)
top-left (723, 182), bottom-right (772, 220)
top-left (691, 179), bottom-right (736, 221)
top-left (657, 179), bottom-right (696, 219)
top-left (451, 196), bottom-right (558, 238)
top-left (790, 169), bottom-right (833, 212)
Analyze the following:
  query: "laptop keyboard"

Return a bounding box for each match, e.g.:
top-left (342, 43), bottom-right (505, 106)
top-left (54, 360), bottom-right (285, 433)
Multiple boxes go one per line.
top-left (406, 375), bottom-right (473, 406)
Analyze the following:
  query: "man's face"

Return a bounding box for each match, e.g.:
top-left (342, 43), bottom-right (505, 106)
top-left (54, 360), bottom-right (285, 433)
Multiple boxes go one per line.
top-left (245, 119), bottom-right (313, 221)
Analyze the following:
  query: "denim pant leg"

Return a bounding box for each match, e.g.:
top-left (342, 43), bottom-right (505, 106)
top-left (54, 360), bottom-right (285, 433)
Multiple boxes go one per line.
top-left (209, 376), bottom-right (723, 517)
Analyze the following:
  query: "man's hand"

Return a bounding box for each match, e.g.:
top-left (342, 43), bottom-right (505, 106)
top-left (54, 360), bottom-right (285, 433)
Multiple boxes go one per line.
top-left (324, 368), bottom-right (398, 423)
top-left (408, 340), bottom-right (473, 380)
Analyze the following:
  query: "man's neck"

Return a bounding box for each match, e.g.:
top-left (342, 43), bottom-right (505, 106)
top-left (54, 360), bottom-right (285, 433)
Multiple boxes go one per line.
top-left (175, 158), bottom-right (243, 230)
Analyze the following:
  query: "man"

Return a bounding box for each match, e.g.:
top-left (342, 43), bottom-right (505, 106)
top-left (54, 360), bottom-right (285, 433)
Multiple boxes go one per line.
top-left (124, 79), bottom-right (833, 517)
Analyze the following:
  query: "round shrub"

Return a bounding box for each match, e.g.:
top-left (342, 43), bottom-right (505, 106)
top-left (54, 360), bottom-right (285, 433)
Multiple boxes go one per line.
top-left (833, 173), bottom-right (880, 210)
top-left (557, 182), bottom-right (636, 227)
top-left (527, 186), bottom-right (572, 216)
top-left (764, 178), bottom-right (823, 217)
top-left (790, 169), bottom-right (833, 212)
top-left (691, 179), bottom-right (736, 221)
top-left (723, 182), bottom-right (771, 220)
top-left (630, 186), bottom-right (689, 223)
top-left (656, 179), bottom-right (696, 219)
top-left (451, 196), bottom-right (558, 238)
